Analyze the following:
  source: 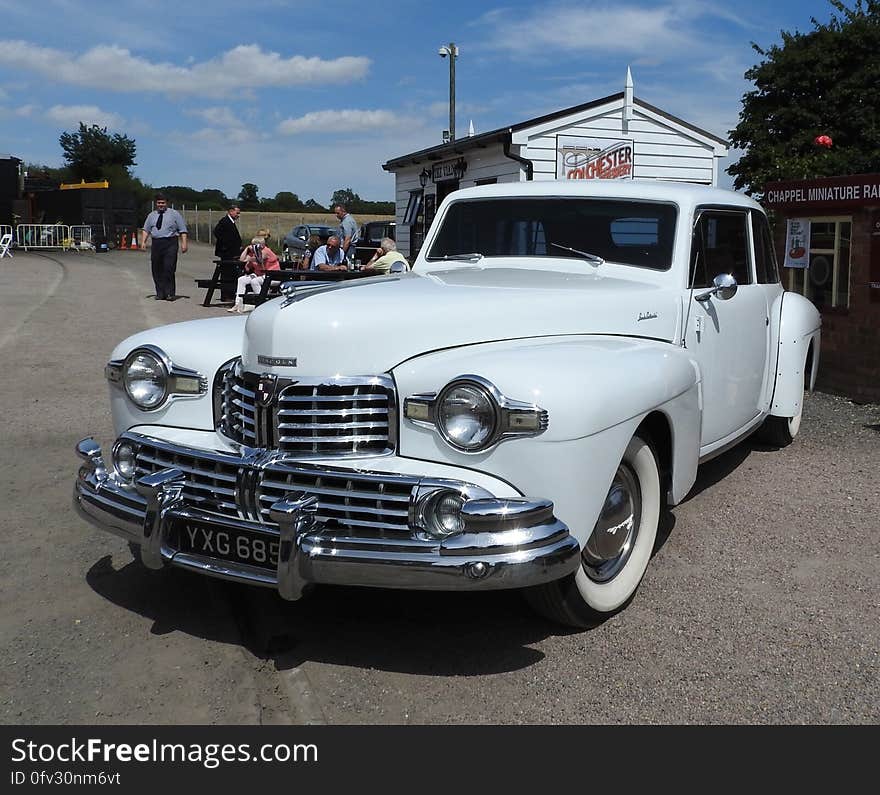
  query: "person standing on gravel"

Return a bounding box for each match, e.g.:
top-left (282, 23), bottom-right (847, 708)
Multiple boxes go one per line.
top-left (141, 193), bottom-right (188, 301)
top-left (334, 203), bottom-right (359, 262)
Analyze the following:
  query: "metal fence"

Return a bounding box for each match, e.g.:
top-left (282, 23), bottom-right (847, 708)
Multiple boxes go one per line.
top-left (14, 224), bottom-right (94, 251)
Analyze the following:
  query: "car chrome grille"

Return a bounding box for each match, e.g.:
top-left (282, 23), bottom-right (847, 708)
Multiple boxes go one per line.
top-left (258, 462), bottom-right (416, 538)
top-left (215, 360), bottom-right (396, 457)
top-left (135, 444), bottom-right (242, 520)
top-left (131, 437), bottom-right (416, 536)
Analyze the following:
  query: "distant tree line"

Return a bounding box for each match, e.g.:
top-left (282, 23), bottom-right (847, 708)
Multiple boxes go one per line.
top-left (25, 122), bottom-right (394, 215)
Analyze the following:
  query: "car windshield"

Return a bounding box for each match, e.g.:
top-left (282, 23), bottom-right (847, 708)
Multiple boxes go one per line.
top-left (309, 226), bottom-right (334, 237)
top-left (426, 198), bottom-right (677, 270)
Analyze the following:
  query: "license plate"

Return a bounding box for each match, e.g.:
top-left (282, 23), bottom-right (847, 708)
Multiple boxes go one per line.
top-left (173, 519), bottom-right (279, 570)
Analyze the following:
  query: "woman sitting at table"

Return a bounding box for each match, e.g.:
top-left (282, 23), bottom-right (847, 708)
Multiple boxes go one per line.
top-left (228, 236), bottom-right (280, 313)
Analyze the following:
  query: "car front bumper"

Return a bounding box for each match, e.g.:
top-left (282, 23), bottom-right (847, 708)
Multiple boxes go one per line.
top-left (73, 435), bottom-right (580, 599)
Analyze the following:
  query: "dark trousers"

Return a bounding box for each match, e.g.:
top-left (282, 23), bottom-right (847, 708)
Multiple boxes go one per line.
top-left (151, 237), bottom-right (179, 298)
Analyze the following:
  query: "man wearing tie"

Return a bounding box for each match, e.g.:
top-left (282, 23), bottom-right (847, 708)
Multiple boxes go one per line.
top-left (213, 204), bottom-right (242, 301)
top-left (141, 193), bottom-right (188, 301)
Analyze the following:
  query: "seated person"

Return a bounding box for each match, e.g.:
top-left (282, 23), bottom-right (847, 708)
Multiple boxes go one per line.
top-left (311, 235), bottom-right (346, 271)
top-left (298, 234), bottom-right (321, 270)
top-left (363, 237), bottom-right (408, 274)
top-left (228, 236), bottom-right (280, 313)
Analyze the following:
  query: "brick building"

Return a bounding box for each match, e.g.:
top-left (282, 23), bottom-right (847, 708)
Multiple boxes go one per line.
top-left (765, 173), bottom-right (880, 403)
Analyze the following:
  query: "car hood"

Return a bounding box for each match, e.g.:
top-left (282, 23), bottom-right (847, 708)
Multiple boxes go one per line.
top-left (241, 267), bottom-right (679, 375)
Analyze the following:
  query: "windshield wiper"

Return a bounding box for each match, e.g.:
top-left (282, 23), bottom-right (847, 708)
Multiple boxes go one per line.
top-left (550, 242), bottom-right (603, 266)
top-left (434, 252), bottom-right (484, 262)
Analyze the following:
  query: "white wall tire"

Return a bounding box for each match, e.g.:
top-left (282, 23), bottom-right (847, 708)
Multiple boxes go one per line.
top-left (524, 434), bottom-right (661, 628)
top-left (757, 389), bottom-right (803, 447)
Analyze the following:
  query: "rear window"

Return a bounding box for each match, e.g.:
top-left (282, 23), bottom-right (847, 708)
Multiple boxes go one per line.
top-left (427, 198), bottom-right (677, 270)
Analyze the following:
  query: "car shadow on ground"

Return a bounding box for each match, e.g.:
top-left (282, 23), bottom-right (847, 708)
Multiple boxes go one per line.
top-left (679, 441), bottom-right (754, 503)
top-left (85, 552), bottom-right (566, 676)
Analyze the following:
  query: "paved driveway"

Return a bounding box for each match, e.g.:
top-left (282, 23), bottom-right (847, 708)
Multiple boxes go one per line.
top-left (1, 247), bottom-right (877, 724)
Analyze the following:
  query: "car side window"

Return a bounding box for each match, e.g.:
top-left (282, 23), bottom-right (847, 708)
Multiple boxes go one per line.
top-left (691, 210), bottom-right (751, 288)
top-left (752, 212), bottom-right (780, 284)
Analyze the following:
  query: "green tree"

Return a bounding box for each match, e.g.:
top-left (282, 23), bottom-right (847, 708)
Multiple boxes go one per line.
top-left (728, 0), bottom-right (880, 196)
top-left (58, 123), bottom-right (137, 181)
top-left (237, 182), bottom-right (260, 209)
top-left (272, 191), bottom-right (304, 211)
top-left (330, 187), bottom-right (359, 210)
top-left (304, 198), bottom-right (328, 212)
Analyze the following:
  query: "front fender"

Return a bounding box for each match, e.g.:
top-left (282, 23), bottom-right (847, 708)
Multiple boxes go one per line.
top-left (770, 292), bottom-right (821, 417)
top-left (394, 335), bottom-right (702, 537)
top-left (108, 316), bottom-right (247, 435)
top-left (395, 335), bottom-right (698, 443)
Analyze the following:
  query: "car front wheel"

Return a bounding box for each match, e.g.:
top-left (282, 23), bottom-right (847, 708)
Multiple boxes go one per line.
top-left (524, 434), bottom-right (661, 628)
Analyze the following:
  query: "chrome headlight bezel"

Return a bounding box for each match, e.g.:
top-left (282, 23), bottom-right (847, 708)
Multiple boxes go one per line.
top-left (106, 345), bottom-right (207, 412)
top-left (123, 349), bottom-right (168, 409)
top-left (436, 380), bottom-right (500, 452)
top-left (404, 375), bottom-right (549, 454)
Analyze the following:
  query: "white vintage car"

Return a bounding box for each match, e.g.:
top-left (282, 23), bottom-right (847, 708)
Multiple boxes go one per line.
top-left (74, 180), bottom-right (820, 628)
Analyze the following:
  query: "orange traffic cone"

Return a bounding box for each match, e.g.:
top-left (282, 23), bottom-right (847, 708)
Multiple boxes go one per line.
top-left (121, 233), bottom-right (128, 250)
top-left (130, 231), bottom-right (139, 250)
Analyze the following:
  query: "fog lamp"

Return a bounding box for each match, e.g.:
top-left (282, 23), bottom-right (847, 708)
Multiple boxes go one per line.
top-left (424, 490), bottom-right (465, 538)
top-left (112, 440), bottom-right (138, 482)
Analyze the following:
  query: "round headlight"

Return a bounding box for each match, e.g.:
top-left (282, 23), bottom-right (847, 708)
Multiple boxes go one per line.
top-left (123, 350), bottom-right (168, 409)
top-left (437, 382), bottom-right (498, 451)
top-left (112, 440), bottom-right (138, 481)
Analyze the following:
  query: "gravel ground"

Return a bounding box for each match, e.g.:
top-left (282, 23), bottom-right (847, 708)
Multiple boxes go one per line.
top-left (1, 247), bottom-right (877, 725)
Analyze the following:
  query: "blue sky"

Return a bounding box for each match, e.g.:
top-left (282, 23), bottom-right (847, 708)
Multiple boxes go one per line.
top-left (0, 0), bottom-right (841, 204)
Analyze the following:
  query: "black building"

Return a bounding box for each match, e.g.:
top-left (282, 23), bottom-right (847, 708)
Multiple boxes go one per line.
top-left (0, 154), bottom-right (22, 226)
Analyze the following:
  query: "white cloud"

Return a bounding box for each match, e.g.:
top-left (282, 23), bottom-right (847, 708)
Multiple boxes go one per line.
top-left (474, 2), bottom-right (747, 61)
top-left (277, 109), bottom-right (404, 135)
top-left (46, 104), bottom-right (124, 129)
top-left (15, 104), bottom-right (35, 117)
top-left (0, 41), bottom-right (370, 97)
top-left (187, 106), bottom-right (245, 129)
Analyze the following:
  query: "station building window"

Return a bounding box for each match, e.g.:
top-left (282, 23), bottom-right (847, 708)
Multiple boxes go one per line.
top-left (787, 217), bottom-right (851, 309)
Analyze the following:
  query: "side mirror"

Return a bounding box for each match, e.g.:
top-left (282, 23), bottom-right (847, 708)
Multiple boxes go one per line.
top-left (695, 273), bottom-right (738, 303)
top-left (389, 261), bottom-right (407, 274)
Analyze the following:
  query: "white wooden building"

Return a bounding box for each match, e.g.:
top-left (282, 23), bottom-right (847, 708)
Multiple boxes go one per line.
top-left (383, 69), bottom-right (728, 260)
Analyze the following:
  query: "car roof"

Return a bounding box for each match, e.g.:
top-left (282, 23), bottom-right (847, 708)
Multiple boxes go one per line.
top-left (446, 179), bottom-right (762, 212)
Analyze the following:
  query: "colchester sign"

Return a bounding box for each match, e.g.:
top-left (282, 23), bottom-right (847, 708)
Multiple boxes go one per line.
top-left (557, 137), bottom-right (634, 180)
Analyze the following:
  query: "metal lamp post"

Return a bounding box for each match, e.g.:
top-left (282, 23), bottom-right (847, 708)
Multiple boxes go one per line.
top-left (438, 43), bottom-right (458, 142)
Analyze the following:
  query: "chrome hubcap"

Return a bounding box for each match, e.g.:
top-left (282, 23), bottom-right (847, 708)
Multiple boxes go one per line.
top-left (582, 463), bottom-right (641, 583)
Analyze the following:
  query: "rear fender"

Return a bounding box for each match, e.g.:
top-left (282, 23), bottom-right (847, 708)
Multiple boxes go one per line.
top-left (770, 292), bottom-right (821, 417)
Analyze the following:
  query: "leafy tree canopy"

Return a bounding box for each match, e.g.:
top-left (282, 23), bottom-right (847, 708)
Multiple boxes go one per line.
top-left (269, 191), bottom-right (305, 212)
top-left (728, 0), bottom-right (880, 196)
top-left (58, 123), bottom-right (137, 182)
top-left (329, 186), bottom-right (394, 215)
top-left (237, 182), bottom-right (260, 208)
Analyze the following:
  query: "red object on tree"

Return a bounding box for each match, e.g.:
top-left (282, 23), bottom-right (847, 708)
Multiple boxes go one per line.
top-left (814, 134), bottom-right (833, 148)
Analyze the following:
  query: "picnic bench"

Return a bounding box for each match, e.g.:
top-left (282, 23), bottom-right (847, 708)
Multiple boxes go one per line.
top-left (242, 269), bottom-right (375, 306)
top-left (195, 259), bottom-right (243, 306)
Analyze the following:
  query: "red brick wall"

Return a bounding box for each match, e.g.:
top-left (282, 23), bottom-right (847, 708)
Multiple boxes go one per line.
top-left (774, 209), bottom-right (880, 403)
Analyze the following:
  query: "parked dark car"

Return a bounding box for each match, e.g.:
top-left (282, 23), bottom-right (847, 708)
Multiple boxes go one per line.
top-left (282, 224), bottom-right (335, 264)
top-left (355, 220), bottom-right (396, 265)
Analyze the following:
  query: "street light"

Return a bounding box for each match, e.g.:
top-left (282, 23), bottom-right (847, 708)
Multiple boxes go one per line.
top-left (438, 42), bottom-right (458, 143)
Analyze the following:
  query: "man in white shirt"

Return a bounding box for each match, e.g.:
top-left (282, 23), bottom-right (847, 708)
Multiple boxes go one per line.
top-left (311, 235), bottom-right (347, 271)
